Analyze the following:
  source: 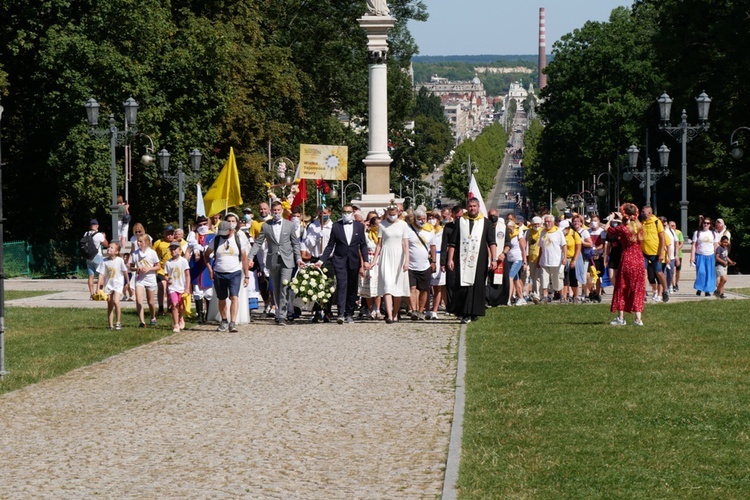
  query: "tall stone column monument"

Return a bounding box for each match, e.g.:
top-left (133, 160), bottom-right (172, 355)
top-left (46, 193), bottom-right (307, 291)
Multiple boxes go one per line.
top-left (353, 2), bottom-right (400, 211)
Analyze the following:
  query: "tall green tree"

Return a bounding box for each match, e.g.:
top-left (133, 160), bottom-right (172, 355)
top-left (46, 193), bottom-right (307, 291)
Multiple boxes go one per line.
top-left (0, 0), bottom-right (428, 244)
top-left (533, 5), bottom-right (662, 205)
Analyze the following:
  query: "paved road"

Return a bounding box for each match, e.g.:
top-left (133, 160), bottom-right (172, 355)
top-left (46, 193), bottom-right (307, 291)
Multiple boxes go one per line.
top-left (0, 306), bottom-right (458, 497)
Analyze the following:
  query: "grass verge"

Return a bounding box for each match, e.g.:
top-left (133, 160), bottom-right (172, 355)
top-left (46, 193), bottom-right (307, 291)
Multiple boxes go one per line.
top-left (4, 290), bottom-right (57, 301)
top-left (459, 300), bottom-right (750, 498)
top-left (728, 287), bottom-right (750, 296)
top-left (0, 307), bottom-right (182, 395)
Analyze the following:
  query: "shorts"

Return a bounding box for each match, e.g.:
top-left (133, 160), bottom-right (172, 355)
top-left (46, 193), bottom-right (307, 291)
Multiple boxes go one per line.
top-left (135, 281), bottom-right (157, 292)
top-left (86, 254), bottom-right (103, 276)
top-left (507, 260), bottom-right (524, 280)
top-left (409, 268), bottom-right (432, 292)
top-left (169, 291), bottom-right (184, 306)
top-left (565, 264), bottom-right (579, 287)
top-left (644, 254), bottom-right (663, 284)
top-left (541, 265), bottom-right (564, 292)
top-left (214, 270), bottom-right (242, 300)
top-left (716, 265), bottom-right (727, 278)
top-left (157, 274), bottom-right (167, 283)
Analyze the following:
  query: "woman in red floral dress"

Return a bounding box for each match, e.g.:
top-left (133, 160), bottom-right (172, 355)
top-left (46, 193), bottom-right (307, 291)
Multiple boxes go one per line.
top-left (606, 203), bottom-right (646, 326)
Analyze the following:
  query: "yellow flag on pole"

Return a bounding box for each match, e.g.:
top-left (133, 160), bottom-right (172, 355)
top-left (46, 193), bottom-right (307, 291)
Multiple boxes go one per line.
top-left (203, 147), bottom-right (243, 216)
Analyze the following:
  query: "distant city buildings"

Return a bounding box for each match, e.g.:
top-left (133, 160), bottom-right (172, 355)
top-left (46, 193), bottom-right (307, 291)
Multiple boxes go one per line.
top-left (417, 74), bottom-right (536, 143)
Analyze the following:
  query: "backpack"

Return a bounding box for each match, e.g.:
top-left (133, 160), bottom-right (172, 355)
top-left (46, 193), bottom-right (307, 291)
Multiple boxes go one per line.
top-left (79, 231), bottom-right (99, 260)
top-left (213, 233), bottom-right (243, 261)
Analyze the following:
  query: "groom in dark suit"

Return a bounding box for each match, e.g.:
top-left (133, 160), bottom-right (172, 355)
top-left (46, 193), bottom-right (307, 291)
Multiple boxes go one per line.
top-left (317, 205), bottom-right (370, 324)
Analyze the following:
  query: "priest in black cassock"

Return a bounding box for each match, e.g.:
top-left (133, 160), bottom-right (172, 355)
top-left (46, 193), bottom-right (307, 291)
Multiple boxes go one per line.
top-left (441, 204), bottom-right (464, 315)
top-left (447, 198), bottom-right (498, 324)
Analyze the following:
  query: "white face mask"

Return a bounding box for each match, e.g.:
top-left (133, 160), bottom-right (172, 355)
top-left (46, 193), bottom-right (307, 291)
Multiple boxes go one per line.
top-left (342, 213), bottom-right (353, 223)
top-left (197, 225), bottom-right (209, 235)
top-left (273, 213), bottom-right (283, 222)
top-left (292, 217), bottom-right (301, 228)
top-left (428, 218), bottom-right (437, 226)
top-left (387, 214), bottom-right (398, 222)
top-left (416, 220), bottom-right (425, 228)
top-left (229, 222), bottom-right (237, 229)
top-left (590, 221), bottom-right (599, 229)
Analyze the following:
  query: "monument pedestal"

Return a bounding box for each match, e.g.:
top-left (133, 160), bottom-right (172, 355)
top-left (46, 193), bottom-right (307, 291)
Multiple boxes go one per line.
top-left (358, 14), bottom-right (396, 212)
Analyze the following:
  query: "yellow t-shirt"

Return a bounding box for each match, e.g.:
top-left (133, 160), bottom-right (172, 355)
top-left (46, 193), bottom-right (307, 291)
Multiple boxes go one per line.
top-left (526, 227), bottom-right (543, 263)
top-left (250, 220), bottom-right (264, 239)
top-left (564, 229), bottom-right (581, 259)
top-left (152, 239), bottom-right (173, 276)
top-left (641, 215), bottom-right (664, 255)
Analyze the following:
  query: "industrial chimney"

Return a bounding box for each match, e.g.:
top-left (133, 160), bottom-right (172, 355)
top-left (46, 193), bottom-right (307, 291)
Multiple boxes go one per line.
top-left (538, 7), bottom-right (547, 89)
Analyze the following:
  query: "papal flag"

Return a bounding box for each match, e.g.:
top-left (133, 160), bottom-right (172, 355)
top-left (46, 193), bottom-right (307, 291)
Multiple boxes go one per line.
top-left (203, 147), bottom-right (243, 216)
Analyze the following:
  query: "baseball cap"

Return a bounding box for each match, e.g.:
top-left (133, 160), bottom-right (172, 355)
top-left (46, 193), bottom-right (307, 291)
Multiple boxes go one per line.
top-left (163, 224), bottom-right (175, 232)
top-left (242, 207), bottom-right (253, 213)
top-left (217, 221), bottom-right (232, 236)
top-left (559, 220), bottom-right (570, 229)
top-left (531, 216), bottom-right (543, 224)
top-left (89, 219), bottom-right (98, 226)
top-left (169, 241), bottom-right (181, 248)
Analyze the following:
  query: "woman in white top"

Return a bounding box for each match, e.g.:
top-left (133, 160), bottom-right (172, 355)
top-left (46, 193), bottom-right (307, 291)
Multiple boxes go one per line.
top-left (504, 220), bottom-right (528, 305)
top-left (130, 234), bottom-right (161, 327)
top-left (371, 204), bottom-right (410, 323)
top-left (429, 213), bottom-right (446, 319)
top-left (690, 215), bottom-right (719, 296)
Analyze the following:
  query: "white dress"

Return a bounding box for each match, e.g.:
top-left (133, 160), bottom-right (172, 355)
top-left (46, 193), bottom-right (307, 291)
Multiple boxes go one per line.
top-left (377, 220), bottom-right (410, 297)
top-left (431, 228), bottom-right (446, 286)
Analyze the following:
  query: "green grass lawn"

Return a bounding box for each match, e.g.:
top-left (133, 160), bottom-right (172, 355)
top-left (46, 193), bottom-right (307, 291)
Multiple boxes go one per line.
top-left (459, 300), bottom-right (750, 498)
top-left (0, 307), bottom-right (183, 395)
top-left (729, 287), bottom-right (750, 296)
top-left (4, 290), bottom-right (57, 300)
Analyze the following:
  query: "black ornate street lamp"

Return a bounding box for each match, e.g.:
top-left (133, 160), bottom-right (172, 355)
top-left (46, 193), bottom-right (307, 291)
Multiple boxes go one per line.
top-left (85, 97), bottom-right (139, 241)
top-left (623, 143), bottom-right (670, 212)
top-left (157, 148), bottom-right (202, 230)
top-left (657, 91), bottom-right (711, 236)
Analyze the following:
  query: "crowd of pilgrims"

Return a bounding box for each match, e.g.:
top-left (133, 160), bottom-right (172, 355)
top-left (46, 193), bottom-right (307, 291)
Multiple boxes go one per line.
top-left (89, 198), bottom-right (735, 331)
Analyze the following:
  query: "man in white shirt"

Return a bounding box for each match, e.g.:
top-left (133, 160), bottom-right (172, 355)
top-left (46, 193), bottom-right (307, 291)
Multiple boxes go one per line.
top-left (538, 214), bottom-right (567, 303)
top-left (304, 206), bottom-right (333, 261)
top-left (407, 209), bottom-right (436, 320)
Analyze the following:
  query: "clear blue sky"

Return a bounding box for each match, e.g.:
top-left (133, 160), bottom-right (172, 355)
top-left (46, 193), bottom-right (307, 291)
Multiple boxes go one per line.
top-left (408, 1), bottom-right (634, 56)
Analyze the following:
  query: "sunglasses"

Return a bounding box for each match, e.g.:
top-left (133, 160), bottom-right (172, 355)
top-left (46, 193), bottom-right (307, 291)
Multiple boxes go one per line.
top-left (703, 221), bottom-right (712, 225)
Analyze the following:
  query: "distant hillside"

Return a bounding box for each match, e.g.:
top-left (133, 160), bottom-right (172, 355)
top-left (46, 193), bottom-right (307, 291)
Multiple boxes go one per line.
top-left (413, 56), bottom-right (540, 96)
top-left (413, 55), bottom-right (537, 64)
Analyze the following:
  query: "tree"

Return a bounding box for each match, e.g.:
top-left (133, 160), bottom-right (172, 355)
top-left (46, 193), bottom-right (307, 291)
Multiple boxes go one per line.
top-left (532, 6), bottom-right (662, 205)
top-left (0, 0), bottom-right (428, 246)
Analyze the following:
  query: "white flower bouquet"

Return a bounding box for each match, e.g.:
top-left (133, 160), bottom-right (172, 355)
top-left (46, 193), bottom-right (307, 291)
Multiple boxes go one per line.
top-left (290, 266), bottom-right (335, 311)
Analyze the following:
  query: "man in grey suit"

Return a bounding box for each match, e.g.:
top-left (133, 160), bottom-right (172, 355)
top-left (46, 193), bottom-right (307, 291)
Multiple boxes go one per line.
top-left (248, 200), bottom-right (305, 326)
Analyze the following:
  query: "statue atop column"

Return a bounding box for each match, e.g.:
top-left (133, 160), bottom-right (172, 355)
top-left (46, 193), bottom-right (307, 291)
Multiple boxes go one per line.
top-left (366, 0), bottom-right (390, 16)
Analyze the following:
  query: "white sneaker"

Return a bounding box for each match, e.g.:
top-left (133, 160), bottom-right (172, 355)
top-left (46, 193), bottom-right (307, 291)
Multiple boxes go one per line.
top-left (515, 298), bottom-right (528, 306)
top-left (633, 319), bottom-right (644, 326)
top-left (610, 317), bottom-right (626, 326)
top-left (653, 294), bottom-right (662, 303)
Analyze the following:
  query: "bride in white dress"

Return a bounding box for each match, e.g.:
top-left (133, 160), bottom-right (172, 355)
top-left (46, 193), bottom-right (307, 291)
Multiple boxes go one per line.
top-left (371, 203), bottom-right (409, 323)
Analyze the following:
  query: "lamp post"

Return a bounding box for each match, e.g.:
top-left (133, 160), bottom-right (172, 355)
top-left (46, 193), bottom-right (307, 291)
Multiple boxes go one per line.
top-left (461, 154), bottom-right (478, 188)
top-left (0, 103), bottom-right (6, 379)
top-left (623, 143), bottom-right (670, 211)
top-left (595, 164), bottom-right (618, 213)
top-left (157, 149), bottom-right (202, 230)
top-left (85, 97), bottom-right (139, 241)
top-left (657, 91), bottom-right (711, 236)
top-left (729, 126), bottom-right (750, 159)
top-left (343, 181), bottom-right (364, 208)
